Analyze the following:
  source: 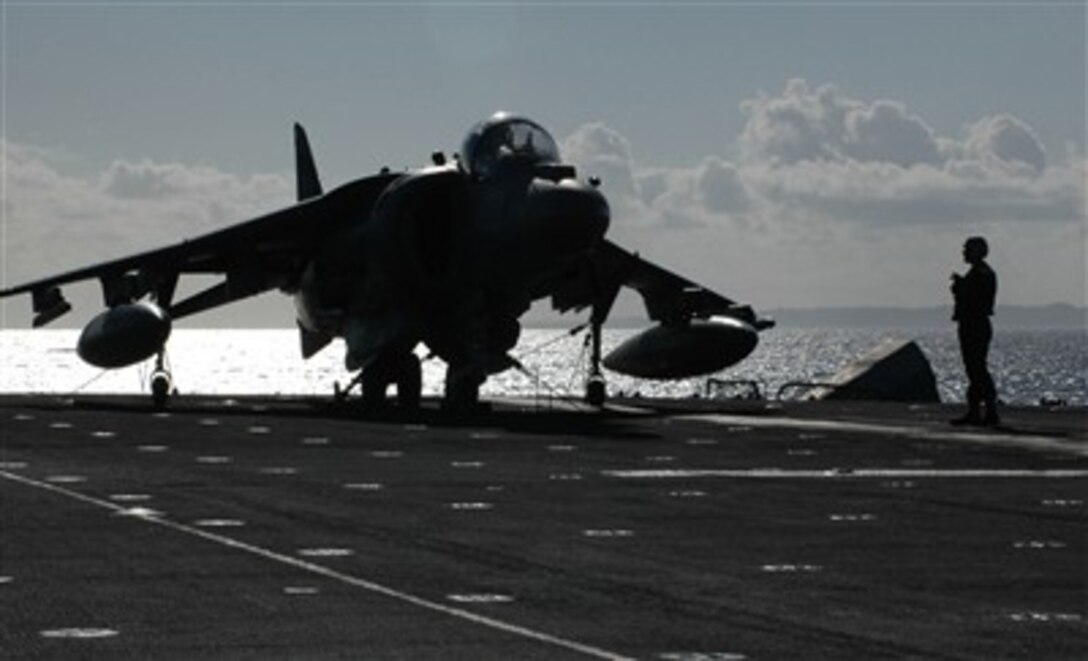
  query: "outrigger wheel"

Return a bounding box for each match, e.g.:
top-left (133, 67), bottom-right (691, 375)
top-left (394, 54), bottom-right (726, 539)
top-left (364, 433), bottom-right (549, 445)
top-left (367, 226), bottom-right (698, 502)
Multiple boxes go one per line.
top-left (584, 319), bottom-right (607, 407)
top-left (150, 351), bottom-right (172, 410)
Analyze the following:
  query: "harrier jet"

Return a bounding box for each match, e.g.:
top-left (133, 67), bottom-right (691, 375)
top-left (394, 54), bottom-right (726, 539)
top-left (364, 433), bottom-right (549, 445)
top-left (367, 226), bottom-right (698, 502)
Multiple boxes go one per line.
top-left (1, 113), bottom-right (773, 409)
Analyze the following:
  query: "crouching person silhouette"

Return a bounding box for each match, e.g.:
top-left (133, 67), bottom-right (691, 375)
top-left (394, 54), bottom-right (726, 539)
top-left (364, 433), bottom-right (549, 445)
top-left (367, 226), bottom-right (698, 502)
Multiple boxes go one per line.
top-left (951, 236), bottom-right (999, 426)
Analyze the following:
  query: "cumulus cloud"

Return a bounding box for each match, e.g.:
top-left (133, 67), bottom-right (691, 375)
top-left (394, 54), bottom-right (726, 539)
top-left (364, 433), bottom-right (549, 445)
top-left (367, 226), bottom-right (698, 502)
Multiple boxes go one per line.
top-left (2, 141), bottom-right (292, 284)
top-left (556, 80), bottom-right (1083, 307)
top-left (560, 123), bottom-right (642, 209)
top-left (962, 114), bottom-right (1047, 173)
top-left (562, 78), bottom-right (1084, 233)
top-left (739, 80), bottom-right (944, 168)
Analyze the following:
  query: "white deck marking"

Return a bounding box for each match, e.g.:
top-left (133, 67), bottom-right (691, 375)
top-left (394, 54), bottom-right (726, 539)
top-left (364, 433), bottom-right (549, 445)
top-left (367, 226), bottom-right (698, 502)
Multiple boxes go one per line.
top-left (0, 469), bottom-right (633, 661)
top-left (683, 414), bottom-right (1088, 456)
top-left (447, 594), bottom-right (514, 604)
top-left (605, 468), bottom-right (1088, 480)
top-left (40, 628), bottom-right (119, 639)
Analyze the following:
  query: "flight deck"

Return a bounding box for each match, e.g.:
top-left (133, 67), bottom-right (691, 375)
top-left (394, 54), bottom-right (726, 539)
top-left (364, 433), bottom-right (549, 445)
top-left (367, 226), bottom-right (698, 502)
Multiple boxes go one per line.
top-left (1, 394), bottom-right (1085, 659)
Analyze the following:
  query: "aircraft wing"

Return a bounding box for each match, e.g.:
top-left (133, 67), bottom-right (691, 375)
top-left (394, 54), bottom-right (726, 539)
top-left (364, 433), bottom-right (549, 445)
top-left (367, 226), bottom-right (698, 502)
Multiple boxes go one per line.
top-left (1, 175), bottom-right (394, 327)
top-left (547, 239), bottom-right (773, 329)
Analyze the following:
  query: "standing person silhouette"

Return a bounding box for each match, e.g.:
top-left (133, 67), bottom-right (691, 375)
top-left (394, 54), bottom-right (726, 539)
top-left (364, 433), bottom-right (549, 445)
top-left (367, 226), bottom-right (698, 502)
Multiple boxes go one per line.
top-left (951, 236), bottom-right (999, 426)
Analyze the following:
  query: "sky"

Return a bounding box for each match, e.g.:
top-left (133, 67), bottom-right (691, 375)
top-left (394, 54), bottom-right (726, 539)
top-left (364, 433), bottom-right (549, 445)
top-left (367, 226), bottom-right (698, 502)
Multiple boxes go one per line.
top-left (2, 0), bottom-right (1085, 329)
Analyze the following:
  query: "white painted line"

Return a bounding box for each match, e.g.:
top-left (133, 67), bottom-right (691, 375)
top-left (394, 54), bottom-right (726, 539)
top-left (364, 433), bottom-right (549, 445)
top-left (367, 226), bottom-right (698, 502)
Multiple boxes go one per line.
top-left (583, 529), bottom-right (634, 538)
top-left (298, 548), bottom-right (354, 558)
top-left (1008, 612), bottom-right (1083, 623)
top-left (196, 456), bottom-right (232, 464)
top-left (45, 475), bottom-right (86, 484)
top-left (604, 468), bottom-right (1088, 480)
top-left (1041, 499), bottom-right (1083, 507)
top-left (645, 456), bottom-right (677, 463)
top-left (109, 494), bottom-right (152, 503)
top-left (343, 483), bottom-right (383, 491)
top-left (829, 514), bottom-right (877, 522)
top-left (115, 507), bottom-right (164, 518)
top-left (549, 473), bottom-right (583, 481)
top-left (761, 564), bottom-right (822, 573)
top-left (1012, 540), bottom-right (1067, 549)
top-left (194, 519), bottom-right (245, 528)
top-left (659, 653), bottom-right (747, 661)
top-left (683, 414), bottom-right (1088, 457)
top-left (449, 502), bottom-right (494, 511)
top-left (40, 628), bottom-right (119, 639)
top-left (668, 490), bottom-right (708, 498)
top-left (447, 594), bottom-right (514, 604)
top-left (0, 469), bottom-right (631, 661)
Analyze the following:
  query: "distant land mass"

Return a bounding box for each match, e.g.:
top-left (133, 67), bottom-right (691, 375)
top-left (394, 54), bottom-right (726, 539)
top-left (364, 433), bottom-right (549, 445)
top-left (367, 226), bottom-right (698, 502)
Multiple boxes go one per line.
top-left (761, 304), bottom-right (1086, 329)
top-left (591, 304), bottom-right (1086, 330)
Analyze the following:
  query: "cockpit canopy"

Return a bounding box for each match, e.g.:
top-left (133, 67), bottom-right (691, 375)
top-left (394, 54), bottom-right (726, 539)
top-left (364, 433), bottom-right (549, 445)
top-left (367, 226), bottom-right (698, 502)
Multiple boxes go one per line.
top-left (461, 113), bottom-right (561, 179)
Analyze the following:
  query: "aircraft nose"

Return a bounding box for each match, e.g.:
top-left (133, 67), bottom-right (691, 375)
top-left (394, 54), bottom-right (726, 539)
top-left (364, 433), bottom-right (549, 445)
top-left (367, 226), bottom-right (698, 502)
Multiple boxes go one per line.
top-left (525, 179), bottom-right (610, 250)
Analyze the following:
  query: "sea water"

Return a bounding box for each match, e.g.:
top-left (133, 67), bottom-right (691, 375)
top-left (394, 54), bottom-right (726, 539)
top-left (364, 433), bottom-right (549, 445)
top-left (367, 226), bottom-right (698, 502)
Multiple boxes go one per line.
top-left (0, 328), bottom-right (1084, 407)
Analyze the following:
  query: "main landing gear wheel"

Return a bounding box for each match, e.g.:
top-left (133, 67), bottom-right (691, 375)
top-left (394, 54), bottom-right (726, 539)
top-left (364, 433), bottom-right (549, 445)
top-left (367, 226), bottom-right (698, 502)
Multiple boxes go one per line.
top-left (355, 351), bottom-right (422, 410)
top-left (396, 353), bottom-right (422, 410)
top-left (443, 363), bottom-right (484, 413)
top-left (585, 375), bottom-right (606, 407)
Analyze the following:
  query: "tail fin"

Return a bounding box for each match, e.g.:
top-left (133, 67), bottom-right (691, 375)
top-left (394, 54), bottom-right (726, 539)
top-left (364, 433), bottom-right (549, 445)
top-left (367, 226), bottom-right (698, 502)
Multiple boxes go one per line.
top-left (294, 123), bottom-right (323, 202)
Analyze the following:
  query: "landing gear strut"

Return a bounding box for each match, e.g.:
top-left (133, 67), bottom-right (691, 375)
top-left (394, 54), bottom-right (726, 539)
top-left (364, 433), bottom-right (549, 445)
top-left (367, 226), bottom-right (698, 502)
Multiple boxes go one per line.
top-left (443, 362), bottom-right (484, 413)
top-left (585, 318), bottom-right (606, 407)
top-left (150, 351), bottom-right (172, 410)
top-left (335, 351), bottom-right (421, 410)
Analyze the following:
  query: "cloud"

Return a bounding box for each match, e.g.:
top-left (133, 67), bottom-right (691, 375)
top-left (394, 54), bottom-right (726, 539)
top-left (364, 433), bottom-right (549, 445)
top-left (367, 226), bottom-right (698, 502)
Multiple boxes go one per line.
top-left (739, 79), bottom-right (944, 168)
top-left (2, 141), bottom-right (292, 284)
top-left (962, 114), bottom-right (1048, 173)
top-left (560, 122), bottom-right (642, 208)
top-left (556, 80), bottom-right (1083, 307)
top-left (562, 79), bottom-right (1084, 233)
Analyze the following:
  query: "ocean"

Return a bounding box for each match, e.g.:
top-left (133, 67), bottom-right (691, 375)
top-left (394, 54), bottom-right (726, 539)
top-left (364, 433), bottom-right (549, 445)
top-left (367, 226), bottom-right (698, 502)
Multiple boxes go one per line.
top-left (1, 327), bottom-right (1084, 407)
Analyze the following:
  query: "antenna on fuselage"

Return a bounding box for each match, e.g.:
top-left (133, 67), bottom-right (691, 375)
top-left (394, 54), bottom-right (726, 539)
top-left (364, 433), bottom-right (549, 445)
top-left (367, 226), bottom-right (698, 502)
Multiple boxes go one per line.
top-left (294, 123), bottom-right (323, 201)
